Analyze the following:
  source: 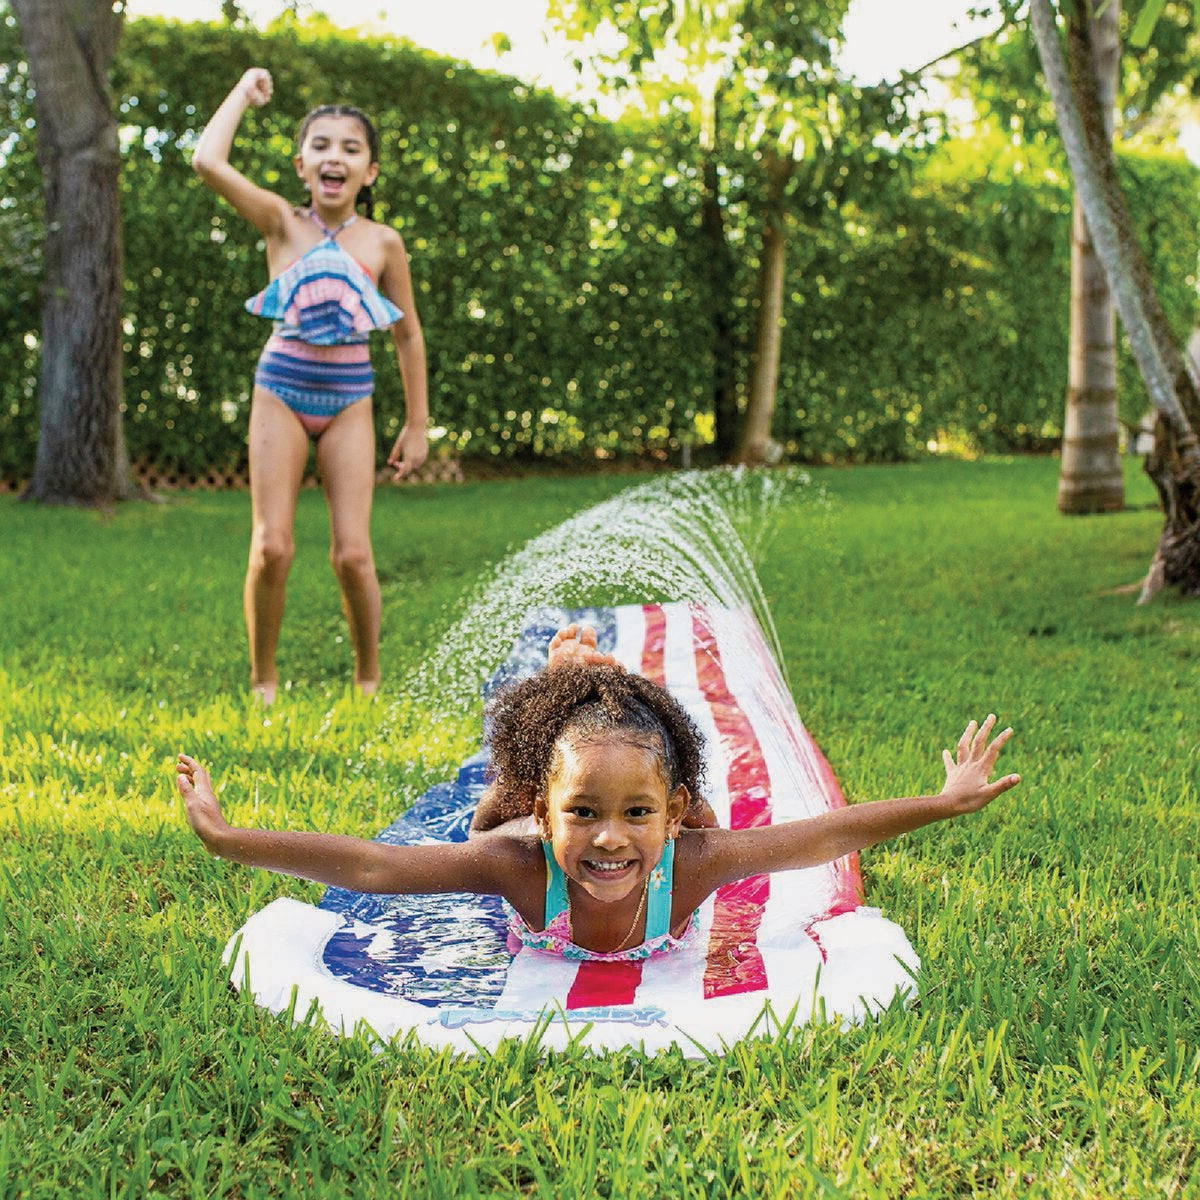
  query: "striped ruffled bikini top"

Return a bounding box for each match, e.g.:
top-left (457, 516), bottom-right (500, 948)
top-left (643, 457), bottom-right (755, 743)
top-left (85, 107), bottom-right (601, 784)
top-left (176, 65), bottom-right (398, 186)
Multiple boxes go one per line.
top-left (503, 839), bottom-right (697, 963)
top-left (245, 211), bottom-right (402, 345)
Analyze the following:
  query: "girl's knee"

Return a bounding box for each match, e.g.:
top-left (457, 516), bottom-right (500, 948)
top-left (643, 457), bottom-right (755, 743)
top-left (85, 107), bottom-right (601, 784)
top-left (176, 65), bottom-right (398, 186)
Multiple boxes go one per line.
top-left (330, 542), bottom-right (374, 583)
top-left (250, 531), bottom-right (294, 579)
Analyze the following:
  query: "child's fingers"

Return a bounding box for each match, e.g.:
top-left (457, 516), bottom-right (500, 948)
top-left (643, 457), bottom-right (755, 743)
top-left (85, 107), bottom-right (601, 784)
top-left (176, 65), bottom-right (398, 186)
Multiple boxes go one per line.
top-left (957, 721), bottom-right (978, 760)
top-left (984, 772), bottom-right (1021, 800)
top-left (970, 714), bottom-right (997, 756)
top-left (983, 725), bottom-right (1013, 762)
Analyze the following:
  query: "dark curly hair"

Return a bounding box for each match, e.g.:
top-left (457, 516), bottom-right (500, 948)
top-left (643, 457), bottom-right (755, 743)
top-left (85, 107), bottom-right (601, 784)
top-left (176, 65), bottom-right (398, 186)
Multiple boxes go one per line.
top-left (484, 664), bottom-right (708, 823)
top-left (296, 104), bottom-right (380, 218)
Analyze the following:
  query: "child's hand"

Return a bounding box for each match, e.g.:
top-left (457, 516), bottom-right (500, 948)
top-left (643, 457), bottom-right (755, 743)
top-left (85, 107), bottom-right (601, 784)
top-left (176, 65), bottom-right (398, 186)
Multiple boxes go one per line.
top-left (547, 624), bottom-right (621, 670)
top-left (238, 68), bottom-right (273, 108)
top-left (176, 754), bottom-right (230, 853)
top-left (387, 424), bottom-right (428, 480)
top-left (940, 715), bottom-right (1020, 813)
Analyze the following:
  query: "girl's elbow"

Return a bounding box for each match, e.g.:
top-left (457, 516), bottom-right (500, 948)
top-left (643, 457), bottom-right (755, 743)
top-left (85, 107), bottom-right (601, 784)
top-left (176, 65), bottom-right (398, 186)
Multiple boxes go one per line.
top-left (394, 319), bottom-right (423, 348)
top-left (344, 866), bottom-right (385, 894)
top-left (352, 860), bottom-right (404, 895)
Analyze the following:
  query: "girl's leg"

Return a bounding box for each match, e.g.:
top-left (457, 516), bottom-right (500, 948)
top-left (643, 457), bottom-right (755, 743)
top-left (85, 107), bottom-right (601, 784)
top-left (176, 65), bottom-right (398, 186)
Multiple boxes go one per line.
top-left (316, 397), bottom-right (381, 692)
top-left (246, 387), bottom-right (310, 703)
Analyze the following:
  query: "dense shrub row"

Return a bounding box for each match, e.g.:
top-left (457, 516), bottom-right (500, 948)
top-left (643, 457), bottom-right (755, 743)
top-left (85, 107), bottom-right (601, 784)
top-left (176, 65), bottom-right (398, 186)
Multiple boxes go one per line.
top-left (1, 16), bottom-right (1196, 475)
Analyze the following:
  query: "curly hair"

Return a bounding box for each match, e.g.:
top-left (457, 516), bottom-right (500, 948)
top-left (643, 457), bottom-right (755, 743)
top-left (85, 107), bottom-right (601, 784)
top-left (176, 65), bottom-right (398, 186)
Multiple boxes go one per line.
top-left (484, 664), bottom-right (708, 823)
top-left (296, 104), bottom-right (380, 218)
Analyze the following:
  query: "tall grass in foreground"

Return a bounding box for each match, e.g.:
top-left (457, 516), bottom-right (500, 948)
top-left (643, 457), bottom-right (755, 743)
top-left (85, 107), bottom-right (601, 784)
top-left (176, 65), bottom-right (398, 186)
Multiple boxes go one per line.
top-left (1, 458), bottom-right (1196, 1198)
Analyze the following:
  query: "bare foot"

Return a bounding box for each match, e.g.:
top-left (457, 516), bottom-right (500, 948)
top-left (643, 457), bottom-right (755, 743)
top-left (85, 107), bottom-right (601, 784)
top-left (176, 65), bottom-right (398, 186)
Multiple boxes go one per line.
top-left (251, 681), bottom-right (277, 707)
top-left (354, 678), bottom-right (379, 699)
top-left (547, 624), bottom-right (620, 670)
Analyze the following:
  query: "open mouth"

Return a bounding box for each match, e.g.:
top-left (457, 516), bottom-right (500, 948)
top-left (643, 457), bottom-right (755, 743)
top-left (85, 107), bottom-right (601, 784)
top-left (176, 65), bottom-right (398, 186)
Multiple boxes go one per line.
top-left (583, 859), bottom-right (636, 875)
top-left (318, 170), bottom-right (347, 193)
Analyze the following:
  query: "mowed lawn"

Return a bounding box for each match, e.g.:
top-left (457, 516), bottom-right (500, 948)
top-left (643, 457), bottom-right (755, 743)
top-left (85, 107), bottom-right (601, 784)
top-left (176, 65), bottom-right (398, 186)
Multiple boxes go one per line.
top-left (1, 457), bottom-right (1196, 1198)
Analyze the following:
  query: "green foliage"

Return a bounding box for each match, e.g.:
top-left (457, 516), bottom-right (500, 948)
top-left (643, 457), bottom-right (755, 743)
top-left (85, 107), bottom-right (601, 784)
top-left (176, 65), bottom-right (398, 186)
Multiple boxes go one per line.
top-left (0, 10), bottom-right (42, 479)
top-left (958, 2), bottom-right (1200, 139)
top-left (109, 20), bottom-right (711, 469)
top-left (766, 129), bottom-right (1199, 462)
top-left (1, 15), bottom-right (1198, 475)
top-left (2, 18), bottom-right (711, 474)
top-left (2, 460), bottom-right (1199, 1195)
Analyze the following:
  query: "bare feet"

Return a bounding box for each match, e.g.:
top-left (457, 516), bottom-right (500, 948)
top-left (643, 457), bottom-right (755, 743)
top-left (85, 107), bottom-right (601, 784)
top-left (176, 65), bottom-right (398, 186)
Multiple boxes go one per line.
top-left (547, 624), bottom-right (621, 670)
top-left (354, 678), bottom-right (379, 698)
top-left (251, 680), bottom-right (277, 707)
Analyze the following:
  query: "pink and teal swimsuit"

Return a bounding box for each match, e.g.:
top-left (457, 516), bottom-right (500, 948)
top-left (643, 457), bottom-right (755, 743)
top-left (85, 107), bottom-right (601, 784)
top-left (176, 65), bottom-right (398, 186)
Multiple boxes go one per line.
top-left (504, 839), bottom-right (697, 963)
top-left (246, 212), bottom-right (401, 436)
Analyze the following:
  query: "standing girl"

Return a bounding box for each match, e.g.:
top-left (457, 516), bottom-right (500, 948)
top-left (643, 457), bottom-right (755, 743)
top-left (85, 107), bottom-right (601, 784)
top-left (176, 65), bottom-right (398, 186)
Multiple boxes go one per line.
top-left (193, 68), bottom-right (428, 704)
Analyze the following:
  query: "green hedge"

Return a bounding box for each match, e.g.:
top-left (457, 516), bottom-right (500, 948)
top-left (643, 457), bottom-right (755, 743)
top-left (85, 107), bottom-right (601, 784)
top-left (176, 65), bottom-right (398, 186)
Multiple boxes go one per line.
top-left (1, 15), bottom-right (1197, 475)
top-left (767, 138), bottom-right (1199, 461)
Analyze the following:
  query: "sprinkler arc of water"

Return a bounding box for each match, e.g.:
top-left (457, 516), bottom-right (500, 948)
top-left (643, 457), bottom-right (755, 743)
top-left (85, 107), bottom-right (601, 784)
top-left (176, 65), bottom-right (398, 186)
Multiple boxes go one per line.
top-left (377, 468), bottom-right (816, 752)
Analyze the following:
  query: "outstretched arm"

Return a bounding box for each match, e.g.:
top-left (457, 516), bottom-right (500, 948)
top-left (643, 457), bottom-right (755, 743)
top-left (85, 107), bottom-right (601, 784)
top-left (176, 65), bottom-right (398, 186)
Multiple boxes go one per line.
top-left (688, 715), bottom-right (1020, 889)
top-left (192, 69), bottom-right (291, 237)
top-left (177, 755), bottom-right (517, 895)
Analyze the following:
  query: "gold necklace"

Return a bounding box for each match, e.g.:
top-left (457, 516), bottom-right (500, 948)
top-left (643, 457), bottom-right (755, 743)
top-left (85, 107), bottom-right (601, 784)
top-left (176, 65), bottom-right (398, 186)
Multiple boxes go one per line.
top-left (568, 878), bottom-right (649, 953)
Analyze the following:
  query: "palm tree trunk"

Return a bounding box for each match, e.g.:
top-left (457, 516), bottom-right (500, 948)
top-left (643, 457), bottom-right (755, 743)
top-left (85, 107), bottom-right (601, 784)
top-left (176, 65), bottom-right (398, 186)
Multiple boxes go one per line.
top-left (1029, 0), bottom-right (1200, 598)
top-left (13, 0), bottom-right (132, 506)
top-left (1057, 0), bottom-right (1123, 514)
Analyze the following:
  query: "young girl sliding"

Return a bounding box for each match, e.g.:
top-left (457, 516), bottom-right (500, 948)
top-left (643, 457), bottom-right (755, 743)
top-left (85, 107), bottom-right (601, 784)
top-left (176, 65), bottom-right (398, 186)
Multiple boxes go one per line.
top-left (192, 69), bottom-right (429, 703)
top-left (179, 627), bottom-right (1020, 960)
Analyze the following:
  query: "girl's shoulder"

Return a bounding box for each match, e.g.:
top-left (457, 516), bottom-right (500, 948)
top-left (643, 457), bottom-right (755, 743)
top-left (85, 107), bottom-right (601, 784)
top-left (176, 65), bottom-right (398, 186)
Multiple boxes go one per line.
top-left (352, 217), bottom-right (407, 279)
top-left (471, 831), bottom-right (544, 910)
top-left (465, 830), bottom-right (542, 873)
top-left (357, 214), bottom-right (405, 248)
top-left (673, 826), bottom-right (725, 860)
top-left (669, 827), bottom-right (742, 912)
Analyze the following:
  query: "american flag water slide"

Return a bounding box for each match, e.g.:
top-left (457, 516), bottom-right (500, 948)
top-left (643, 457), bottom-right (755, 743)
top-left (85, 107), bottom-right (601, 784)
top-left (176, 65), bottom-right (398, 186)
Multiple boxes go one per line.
top-left (225, 603), bottom-right (919, 1055)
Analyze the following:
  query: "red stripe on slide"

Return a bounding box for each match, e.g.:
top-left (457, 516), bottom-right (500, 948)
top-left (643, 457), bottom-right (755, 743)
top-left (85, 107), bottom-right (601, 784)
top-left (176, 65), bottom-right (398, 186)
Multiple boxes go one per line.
top-left (640, 603), bottom-right (667, 685)
top-left (691, 608), bottom-right (772, 998)
top-left (566, 959), bottom-right (644, 1008)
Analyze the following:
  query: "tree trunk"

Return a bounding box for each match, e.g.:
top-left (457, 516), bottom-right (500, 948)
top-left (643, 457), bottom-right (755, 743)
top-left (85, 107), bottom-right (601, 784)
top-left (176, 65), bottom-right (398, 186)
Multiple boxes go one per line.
top-left (735, 154), bottom-right (792, 466)
top-left (1057, 0), bottom-right (1124, 514)
top-left (1029, 0), bottom-right (1200, 598)
top-left (12, 0), bottom-right (132, 506)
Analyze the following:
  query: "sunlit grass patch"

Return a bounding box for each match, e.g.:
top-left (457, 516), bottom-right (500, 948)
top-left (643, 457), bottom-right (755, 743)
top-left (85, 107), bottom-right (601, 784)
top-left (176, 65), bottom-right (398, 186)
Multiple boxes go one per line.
top-left (1, 460), bottom-right (1197, 1197)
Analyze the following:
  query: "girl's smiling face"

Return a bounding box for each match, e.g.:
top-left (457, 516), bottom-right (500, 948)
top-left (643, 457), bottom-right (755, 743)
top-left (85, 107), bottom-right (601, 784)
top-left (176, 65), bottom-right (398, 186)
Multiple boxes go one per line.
top-left (294, 114), bottom-right (377, 208)
top-left (535, 737), bottom-right (688, 904)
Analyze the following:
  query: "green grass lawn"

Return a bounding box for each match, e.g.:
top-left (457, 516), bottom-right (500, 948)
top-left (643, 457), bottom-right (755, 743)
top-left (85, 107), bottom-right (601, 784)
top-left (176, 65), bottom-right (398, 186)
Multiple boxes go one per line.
top-left (1, 458), bottom-right (1196, 1197)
